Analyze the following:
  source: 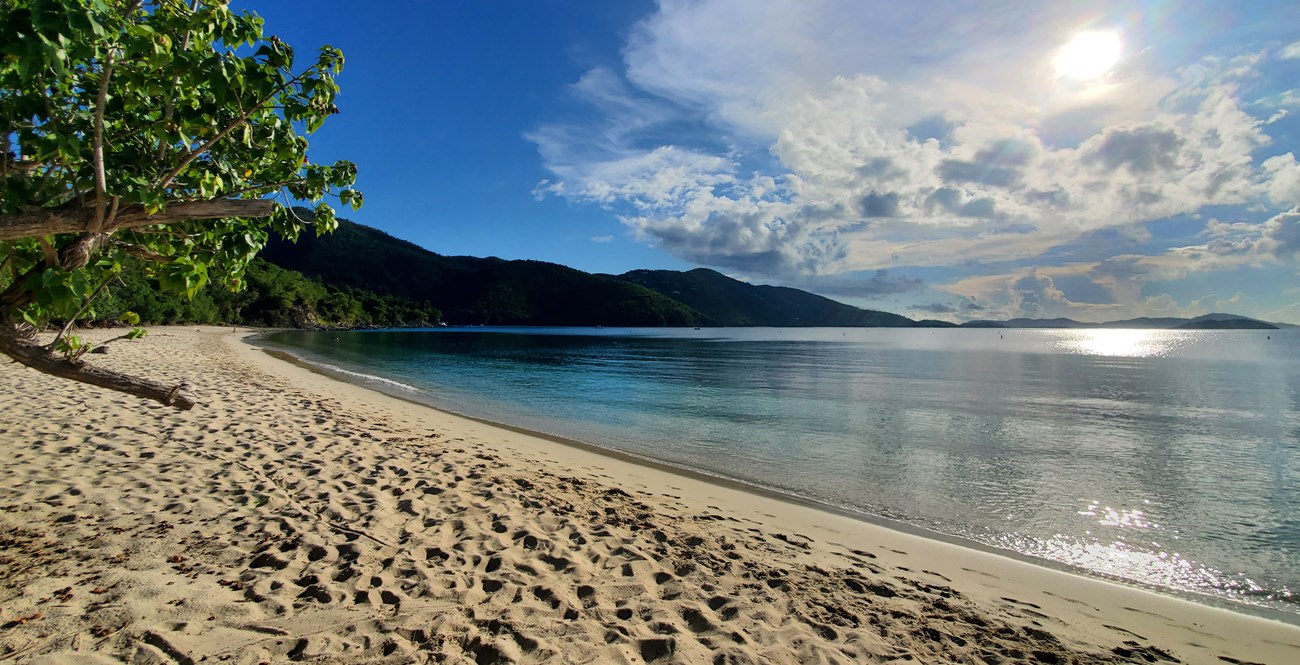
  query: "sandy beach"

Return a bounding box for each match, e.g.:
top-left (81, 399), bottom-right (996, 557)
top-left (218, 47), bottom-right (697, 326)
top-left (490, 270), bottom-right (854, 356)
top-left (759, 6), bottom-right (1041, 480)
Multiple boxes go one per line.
top-left (1, 327), bottom-right (1297, 664)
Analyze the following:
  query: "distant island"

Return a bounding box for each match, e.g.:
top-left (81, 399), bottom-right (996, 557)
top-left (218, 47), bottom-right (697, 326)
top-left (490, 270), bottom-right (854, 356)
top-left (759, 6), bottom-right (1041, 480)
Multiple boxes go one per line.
top-left (1173, 318), bottom-right (1279, 330)
top-left (962, 313), bottom-right (1283, 330)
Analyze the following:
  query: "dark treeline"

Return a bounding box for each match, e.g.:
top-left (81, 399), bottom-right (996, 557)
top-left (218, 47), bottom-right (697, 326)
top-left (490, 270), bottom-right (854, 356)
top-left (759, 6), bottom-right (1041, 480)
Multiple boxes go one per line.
top-left (617, 268), bottom-right (919, 327)
top-left (258, 214), bottom-right (936, 327)
top-left (90, 211), bottom-right (944, 330)
top-left (260, 217), bottom-right (709, 327)
top-left (91, 257), bottom-right (441, 328)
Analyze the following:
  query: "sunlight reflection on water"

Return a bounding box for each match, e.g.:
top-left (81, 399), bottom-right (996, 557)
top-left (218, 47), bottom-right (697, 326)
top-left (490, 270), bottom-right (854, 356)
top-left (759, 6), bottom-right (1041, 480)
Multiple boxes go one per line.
top-left (1078, 500), bottom-right (1160, 529)
top-left (1054, 329), bottom-right (1178, 357)
top-left (994, 530), bottom-right (1289, 605)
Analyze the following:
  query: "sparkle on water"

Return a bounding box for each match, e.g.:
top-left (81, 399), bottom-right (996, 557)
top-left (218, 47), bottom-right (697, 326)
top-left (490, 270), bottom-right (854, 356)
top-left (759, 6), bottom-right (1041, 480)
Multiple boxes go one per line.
top-left (1055, 329), bottom-right (1178, 357)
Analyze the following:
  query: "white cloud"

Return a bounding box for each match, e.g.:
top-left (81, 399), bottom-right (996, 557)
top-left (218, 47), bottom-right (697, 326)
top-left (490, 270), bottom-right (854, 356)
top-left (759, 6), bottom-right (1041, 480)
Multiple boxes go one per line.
top-left (1263, 153), bottom-right (1300, 206)
top-left (591, 235), bottom-right (614, 243)
top-left (1280, 41), bottom-right (1300, 60)
top-left (622, 0), bottom-right (833, 136)
top-left (1254, 207), bottom-right (1300, 259)
top-left (530, 0), bottom-right (1300, 284)
top-left (935, 206), bottom-right (1300, 322)
top-left (940, 263), bottom-right (1269, 323)
top-left (1191, 207), bottom-right (1300, 262)
top-left (783, 269), bottom-right (925, 297)
top-left (1006, 267), bottom-right (1073, 318)
top-left (1265, 300), bottom-right (1300, 324)
top-left (533, 144), bottom-right (736, 213)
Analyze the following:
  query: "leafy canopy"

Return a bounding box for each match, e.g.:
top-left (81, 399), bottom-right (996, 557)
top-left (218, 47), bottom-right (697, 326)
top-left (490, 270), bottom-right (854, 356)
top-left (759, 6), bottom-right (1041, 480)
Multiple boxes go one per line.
top-left (1, 0), bottom-right (360, 319)
top-left (0, 0), bottom-right (360, 407)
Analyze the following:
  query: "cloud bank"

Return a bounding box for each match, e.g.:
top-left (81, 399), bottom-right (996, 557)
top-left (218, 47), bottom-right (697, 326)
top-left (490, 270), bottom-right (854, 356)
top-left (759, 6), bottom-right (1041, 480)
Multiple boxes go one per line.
top-left (530, 0), bottom-right (1300, 321)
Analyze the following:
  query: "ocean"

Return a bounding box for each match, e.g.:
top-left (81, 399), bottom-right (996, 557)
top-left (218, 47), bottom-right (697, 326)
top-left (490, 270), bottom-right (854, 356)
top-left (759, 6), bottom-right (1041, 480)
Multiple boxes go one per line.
top-left (259, 326), bottom-right (1300, 616)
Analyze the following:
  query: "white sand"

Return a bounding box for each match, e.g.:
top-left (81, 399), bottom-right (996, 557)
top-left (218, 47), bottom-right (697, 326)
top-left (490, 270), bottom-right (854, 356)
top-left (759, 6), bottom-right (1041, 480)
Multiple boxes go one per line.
top-left (1, 326), bottom-right (1297, 664)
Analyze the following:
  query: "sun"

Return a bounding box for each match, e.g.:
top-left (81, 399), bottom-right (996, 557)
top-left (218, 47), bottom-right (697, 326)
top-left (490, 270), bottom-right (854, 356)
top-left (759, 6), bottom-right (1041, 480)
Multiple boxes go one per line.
top-left (1053, 30), bottom-right (1122, 80)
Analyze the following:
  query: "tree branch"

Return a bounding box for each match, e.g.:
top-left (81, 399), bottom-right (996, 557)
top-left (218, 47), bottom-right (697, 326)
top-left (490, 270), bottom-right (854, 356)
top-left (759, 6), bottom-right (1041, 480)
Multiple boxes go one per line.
top-left (5, 160), bottom-right (44, 173)
top-left (0, 324), bottom-right (196, 410)
top-left (0, 199), bottom-right (275, 242)
top-left (115, 239), bottom-right (174, 263)
top-left (155, 0), bottom-right (201, 164)
top-left (36, 236), bottom-right (58, 265)
top-left (157, 66), bottom-right (318, 191)
top-left (50, 272), bottom-right (118, 352)
top-left (105, 194), bottom-right (121, 230)
top-left (0, 264), bottom-right (41, 312)
top-left (90, 329), bottom-right (147, 354)
top-left (92, 50), bottom-right (116, 234)
top-left (57, 232), bottom-right (109, 271)
top-left (185, 178), bottom-right (302, 202)
top-left (35, 162), bottom-right (66, 200)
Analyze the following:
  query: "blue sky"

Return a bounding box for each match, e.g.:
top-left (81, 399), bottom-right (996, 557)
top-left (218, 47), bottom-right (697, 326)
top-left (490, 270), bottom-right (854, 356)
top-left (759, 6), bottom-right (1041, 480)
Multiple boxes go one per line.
top-left (236, 1), bottom-right (1300, 323)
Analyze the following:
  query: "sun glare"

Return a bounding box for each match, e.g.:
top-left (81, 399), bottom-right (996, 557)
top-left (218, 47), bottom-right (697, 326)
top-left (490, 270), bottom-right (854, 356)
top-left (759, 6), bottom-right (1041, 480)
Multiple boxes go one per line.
top-left (1058, 330), bottom-right (1170, 358)
top-left (1053, 30), bottom-right (1121, 80)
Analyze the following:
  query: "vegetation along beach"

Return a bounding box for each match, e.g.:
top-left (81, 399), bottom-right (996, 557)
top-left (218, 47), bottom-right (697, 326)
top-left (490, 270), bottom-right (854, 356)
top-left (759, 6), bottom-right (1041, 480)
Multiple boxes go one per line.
top-left (3, 0), bottom-right (1299, 663)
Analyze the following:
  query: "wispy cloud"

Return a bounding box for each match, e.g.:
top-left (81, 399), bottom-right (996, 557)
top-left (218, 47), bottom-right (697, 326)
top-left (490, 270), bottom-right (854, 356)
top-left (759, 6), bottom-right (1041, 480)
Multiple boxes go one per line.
top-left (783, 269), bottom-right (925, 298)
top-left (528, 0), bottom-right (1300, 320)
top-left (934, 207), bottom-right (1300, 320)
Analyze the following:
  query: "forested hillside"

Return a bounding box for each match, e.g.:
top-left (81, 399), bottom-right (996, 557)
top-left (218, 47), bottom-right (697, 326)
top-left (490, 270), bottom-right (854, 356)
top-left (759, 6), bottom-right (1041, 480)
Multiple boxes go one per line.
top-left (259, 216), bottom-right (931, 327)
top-left (96, 214), bottom-right (938, 329)
top-left (90, 257), bottom-right (440, 328)
top-left (260, 219), bottom-right (708, 326)
top-left (616, 268), bottom-right (918, 327)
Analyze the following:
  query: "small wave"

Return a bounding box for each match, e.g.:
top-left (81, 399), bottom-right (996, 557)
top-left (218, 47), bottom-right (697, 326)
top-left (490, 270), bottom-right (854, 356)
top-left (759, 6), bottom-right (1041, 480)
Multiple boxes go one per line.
top-left (295, 357), bottom-right (424, 393)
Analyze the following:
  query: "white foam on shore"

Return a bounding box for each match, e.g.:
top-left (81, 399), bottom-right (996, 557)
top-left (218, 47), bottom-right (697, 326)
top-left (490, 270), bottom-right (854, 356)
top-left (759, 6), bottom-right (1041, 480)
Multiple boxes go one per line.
top-left (292, 356), bottom-right (424, 393)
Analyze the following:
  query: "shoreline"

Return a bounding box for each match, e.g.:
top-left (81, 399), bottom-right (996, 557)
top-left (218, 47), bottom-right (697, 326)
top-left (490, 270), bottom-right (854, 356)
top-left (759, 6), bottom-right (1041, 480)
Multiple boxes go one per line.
top-left (2, 325), bottom-right (1297, 663)
top-left (253, 329), bottom-right (1300, 626)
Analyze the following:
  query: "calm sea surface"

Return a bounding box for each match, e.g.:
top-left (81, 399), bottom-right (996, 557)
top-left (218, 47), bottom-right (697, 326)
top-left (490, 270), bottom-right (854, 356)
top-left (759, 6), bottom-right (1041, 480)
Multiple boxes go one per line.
top-left (261, 327), bottom-right (1300, 615)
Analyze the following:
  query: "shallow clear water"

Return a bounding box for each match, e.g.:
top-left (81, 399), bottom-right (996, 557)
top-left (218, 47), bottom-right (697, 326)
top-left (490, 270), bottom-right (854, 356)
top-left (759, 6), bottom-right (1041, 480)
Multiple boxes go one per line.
top-left (263, 327), bottom-right (1300, 614)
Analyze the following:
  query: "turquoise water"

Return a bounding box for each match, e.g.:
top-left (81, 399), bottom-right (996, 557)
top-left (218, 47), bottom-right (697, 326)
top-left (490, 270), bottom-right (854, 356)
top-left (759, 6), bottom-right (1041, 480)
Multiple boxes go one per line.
top-left (262, 327), bottom-right (1300, 615)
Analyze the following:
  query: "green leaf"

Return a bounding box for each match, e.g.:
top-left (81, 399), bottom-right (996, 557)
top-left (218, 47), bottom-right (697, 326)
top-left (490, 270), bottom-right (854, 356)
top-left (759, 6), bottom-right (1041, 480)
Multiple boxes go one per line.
top-left (55, 335), bottom-right (83, 357)
top-left (1, 0), bottom-right (360, 360)
top-left (158, 257), bottom-right (209, 298)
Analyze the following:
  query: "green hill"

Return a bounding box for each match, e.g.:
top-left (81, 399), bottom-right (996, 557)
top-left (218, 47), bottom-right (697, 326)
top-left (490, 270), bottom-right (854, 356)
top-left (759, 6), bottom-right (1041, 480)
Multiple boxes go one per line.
top-left (260, 220), bottom-right (707, 326)
top-left (260, 218), bottom-right (930, 328)
top-left (88, 255), bottom-right (441, 329)
top-left (614, 268), bottom-right (918, 327)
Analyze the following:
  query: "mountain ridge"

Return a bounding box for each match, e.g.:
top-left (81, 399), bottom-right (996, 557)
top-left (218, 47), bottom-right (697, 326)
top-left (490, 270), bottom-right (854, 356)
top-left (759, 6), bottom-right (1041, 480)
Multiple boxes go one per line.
top-left (261, 220), bottom-right (708, 326)
top-left (613, 268), bottom-right (916, 327)
top-left (260, 214), bottom-right (1291, 330)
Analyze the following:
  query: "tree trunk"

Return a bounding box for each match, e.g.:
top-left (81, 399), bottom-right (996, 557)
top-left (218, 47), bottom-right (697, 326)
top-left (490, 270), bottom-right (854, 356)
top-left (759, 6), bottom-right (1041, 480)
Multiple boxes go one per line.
top-left (0, 199), bottom-right (275, 242)
top-left (0, 325), bottom-right (197, 410)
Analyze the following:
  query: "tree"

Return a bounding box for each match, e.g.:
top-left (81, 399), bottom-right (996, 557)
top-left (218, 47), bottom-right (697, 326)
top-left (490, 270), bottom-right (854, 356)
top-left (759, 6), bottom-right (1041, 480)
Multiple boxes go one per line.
top-left (0, 0), bottom-right (361, 409)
